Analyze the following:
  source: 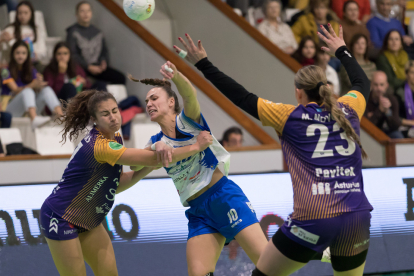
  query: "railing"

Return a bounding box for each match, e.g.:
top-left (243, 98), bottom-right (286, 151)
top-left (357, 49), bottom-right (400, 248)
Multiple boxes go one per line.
top-left (208, 0), bottom-right (414, 166)
top-left (96, 0), bottom-right (278, 146)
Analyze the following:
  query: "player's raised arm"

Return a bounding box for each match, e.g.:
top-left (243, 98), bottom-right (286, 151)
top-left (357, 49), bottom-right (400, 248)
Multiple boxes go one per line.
top-left (160, 61), bottom-right (201, 123)
top-left (174, 34), bottom-right (260, 120)
top-left (318, 24), bottom-right (371, 101)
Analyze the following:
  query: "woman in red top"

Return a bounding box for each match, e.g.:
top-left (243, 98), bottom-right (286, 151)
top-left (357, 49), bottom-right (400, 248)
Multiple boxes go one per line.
top-left (331, 0), bottom-right (371, 23)
top-left (43, 42), bottom-right (106, 102)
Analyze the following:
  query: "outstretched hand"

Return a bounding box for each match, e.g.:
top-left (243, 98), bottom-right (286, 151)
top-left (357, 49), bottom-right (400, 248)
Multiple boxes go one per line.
top-left (174, 33), bottom-right (207, 65)
top-left (317, 24), bottom-right (346, 56)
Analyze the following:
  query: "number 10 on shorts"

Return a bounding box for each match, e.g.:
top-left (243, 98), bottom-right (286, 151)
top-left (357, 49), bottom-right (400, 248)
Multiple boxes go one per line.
top-left (227, 209), bottom-right (238, 223)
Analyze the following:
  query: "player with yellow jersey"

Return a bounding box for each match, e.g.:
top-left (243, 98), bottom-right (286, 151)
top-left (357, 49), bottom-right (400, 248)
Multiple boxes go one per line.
top-left (177, 25), bottom-right (373, 276)
top-left (40, 89), bottom-right (213, 275)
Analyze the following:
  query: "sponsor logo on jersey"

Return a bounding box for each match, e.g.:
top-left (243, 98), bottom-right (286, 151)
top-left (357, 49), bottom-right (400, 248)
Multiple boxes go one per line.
top-left (86, 176), bottom-right (108, 202)
top-left (109, 142), bottom-right (123, 150)
top-left (246, 202), bottom-right (255, 213)
top-left (1, 68), bottom-right (9, 80)
top-left (49, 218), bottom-right (59, 233)
top-left (64, 229), bottom-right (77, 235)
top-left (315, 166), bottom-right (355, 178)
top-left (333, 181), bottom-right (361, 194)
top-left (96, 206), bottom-right (104, 214)
top-left (231, 219), bottom-right (243, 228)
top-left (344, 50), bottom-right (352, 58)
top-left (290, 225), bottom-right (320, 244)
top-left (345, 92), bottom-right (358, 99)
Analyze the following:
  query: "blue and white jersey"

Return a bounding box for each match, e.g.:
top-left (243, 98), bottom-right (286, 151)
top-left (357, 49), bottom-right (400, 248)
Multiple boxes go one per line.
top-left (146, 111), bottom-right (230, 206)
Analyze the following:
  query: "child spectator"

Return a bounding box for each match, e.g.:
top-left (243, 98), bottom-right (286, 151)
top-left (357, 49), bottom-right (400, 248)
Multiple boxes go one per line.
top-left (315, 44), bottom-right (340, 95)
top-left (292, 36), bottom-right (316, 66)
top-left (339, 34), bottom-right (377, 94)
top-left (366, 0), bottom-right (412, 50)
top-left (365, 71), bottom-right (404, 138)
top-left (331, 0), bottom-right (371, 23)
top-left (291, 0), bottom-right (339, 44)
top-left (66, 1), bottom-right (126, 85)
top-left (43, 42), bottom-right (106, 103)
top-left (340, 1), bottom-right (371, 46)
top-left (376, 30), bottom-right (409, 91)
top-left (220, 127), bottom-right (243, 147)
top-left (258, 0), bottom-right (298, 54)
top-left (395, 61), bottom-right (414, 137)
top-left (1, 40), bottom-right (62, 130)
top-left (1, 1), bottom-right (48, 66)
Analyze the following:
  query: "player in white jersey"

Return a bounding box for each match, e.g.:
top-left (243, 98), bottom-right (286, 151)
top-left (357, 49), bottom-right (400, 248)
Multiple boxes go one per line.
top-left (129, 62), bottom-right (268, 276)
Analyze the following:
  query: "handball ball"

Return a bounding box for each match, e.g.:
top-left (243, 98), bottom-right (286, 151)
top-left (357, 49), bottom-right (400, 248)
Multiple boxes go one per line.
top-left (123, 0), bottom-right (155, 21)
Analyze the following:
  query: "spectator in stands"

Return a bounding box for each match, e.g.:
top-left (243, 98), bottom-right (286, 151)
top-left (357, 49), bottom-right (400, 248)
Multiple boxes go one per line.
top-left (365, 71), bottom-right (404, 138)
top-left (291, 0), bottom-right (339, 44)
top-left (43, 42), bottom-right (106, 103)
top-left (0, 1), bottom-right (48, 66)
top-left (340, 1), bottom-right (371, 46)
top-left (1, 41), bottom-right (62, 130)
top-left (339, 34), bottom-right (377, 94)
top-left (66, 1), bottom-right (126, 85)
top-left (221, 127), bottom-right (243, 147)
top-left (332, 0), bottom-right (371, 23)
top-left (292, 36), bottom-right (316, 66)
top-left (370, 0), bottom-right (406, 21)
top-left (288, 0), bottom-right (308, 10)
top-left (258, 0), bottom-right (298, 55)
top-left (315, 44), bottom-right (340, 95)
top-left (395, 61), bottom-right (414, 137)
top-left (366, 0), bottom-right (412, 51)
top-left (376, 30), bottom-right (409, 91)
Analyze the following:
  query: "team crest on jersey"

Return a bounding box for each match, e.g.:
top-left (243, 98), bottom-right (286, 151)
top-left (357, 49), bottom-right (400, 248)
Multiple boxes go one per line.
top-left (1, 68), bottom-right (9, 80)
top-left (345, 92), bottom-right (357, 99)
top-left (109, 142), bottom-right (123, 150)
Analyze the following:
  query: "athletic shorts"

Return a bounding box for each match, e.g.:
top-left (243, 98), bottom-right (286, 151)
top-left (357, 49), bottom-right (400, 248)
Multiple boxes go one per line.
top-left (40, 202), bottom-right (88, 241)
top-left (185, 176), bottom-right (259, 244)
top-left (279, 210), bottom-right (371, 256)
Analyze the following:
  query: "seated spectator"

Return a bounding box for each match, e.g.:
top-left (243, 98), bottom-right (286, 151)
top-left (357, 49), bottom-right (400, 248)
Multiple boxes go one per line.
top-left (220, 127), bottom-right (243, 147)
top-left (332, 0), bottom-right (371, 23)
top-left (258, 0), bottom-right (298, 55)
top-left (340, 1), bottom-right (371, 46)
top-left (315, 45), bottom-right (340, 95)
top-left (1, 1), bottom-right (48, 66)
top-left (365, 71), bottom-right (404, 138)
top-left (66, 1), bottom-right (126, 85)
top-left (292, 36), bottom-right (316, 66)
top-left (395, 61), bottom-right (414, 137)
top-left (376, 30), bottom-right (409, 91)
top-left (339, 34), bottom-right (377, 94)
top-left (366, 0), bottom-right (412, 51)
top-left (370, 0), bottom-right (405, 21)
top-left (1, 40), bottom-right (62, 129)
top-left (291, 0), bottom-right (339, 44)
top-left (43, 42), bottom-right (106, 103)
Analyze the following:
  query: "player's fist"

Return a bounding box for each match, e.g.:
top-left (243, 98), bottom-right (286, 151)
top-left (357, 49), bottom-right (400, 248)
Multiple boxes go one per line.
top-left (154, 141), bottom-right (173, 167)
top-left (196, 131), bottom-right (213, 151)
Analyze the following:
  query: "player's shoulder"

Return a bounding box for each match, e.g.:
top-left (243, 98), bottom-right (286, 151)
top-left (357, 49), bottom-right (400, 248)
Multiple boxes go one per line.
top-left (258, 98), bottom-right (296, 110)
top-left (150, 131), bottom-right (164, 144)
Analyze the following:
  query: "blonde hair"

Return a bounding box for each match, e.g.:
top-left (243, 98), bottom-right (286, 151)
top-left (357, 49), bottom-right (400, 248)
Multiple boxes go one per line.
top-left (295, 66), bottom-right (367, 159)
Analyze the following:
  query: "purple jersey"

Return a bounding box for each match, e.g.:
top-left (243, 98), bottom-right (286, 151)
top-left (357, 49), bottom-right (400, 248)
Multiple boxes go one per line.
top-left (44, 128), bottom-right (126, 230)
top-left (258, 91), bottom-right (373, 221)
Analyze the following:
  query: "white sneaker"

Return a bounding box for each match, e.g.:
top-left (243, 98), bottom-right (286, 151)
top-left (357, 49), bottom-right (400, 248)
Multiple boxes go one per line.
top-left (31, 116), bottom-right (51, 130)
top-left (321, 247), bottom-right (331, 263)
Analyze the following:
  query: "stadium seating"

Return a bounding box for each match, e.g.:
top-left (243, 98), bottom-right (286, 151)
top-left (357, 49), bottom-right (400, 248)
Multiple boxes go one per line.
top-left (34, 125), bottom-right (74, 155)
top-left (0, 128), bottom-right (22, 154)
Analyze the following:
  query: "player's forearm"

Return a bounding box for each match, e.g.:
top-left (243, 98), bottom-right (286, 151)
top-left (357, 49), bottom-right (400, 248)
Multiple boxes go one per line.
top-left (195, 57), bottom-right (260, 120)
top-left (171, 143), bottom-right (201, 163)
top-left (116, 167), bottom-right (154, 194)
top-left (335, 46), bottom-right (370, 101)
top-left (173, 72), bottom-right (197, 100)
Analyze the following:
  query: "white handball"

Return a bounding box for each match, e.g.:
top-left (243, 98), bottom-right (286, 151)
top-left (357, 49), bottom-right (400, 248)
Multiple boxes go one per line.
top-left (123, 0), bottom-right (155, 21)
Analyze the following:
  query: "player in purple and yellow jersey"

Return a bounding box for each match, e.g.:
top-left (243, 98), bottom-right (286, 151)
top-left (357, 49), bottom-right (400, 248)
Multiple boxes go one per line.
top-left (176, 25), bottom-right (373, 276)
top-left (40, 89), bottom-right (213, 276)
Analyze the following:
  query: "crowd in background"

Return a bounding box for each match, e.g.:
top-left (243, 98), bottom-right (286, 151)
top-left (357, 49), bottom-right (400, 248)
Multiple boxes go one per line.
top-left (0, 1), bottom-right (147, 155)
top-left (226, 0), bottom-right (414, 138)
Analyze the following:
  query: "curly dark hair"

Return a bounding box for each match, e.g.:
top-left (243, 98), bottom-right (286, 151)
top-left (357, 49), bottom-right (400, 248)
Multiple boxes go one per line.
top-left (128, 75), bottom-right (181, 114)
top-left (57, 90), bottom-right (116, 143)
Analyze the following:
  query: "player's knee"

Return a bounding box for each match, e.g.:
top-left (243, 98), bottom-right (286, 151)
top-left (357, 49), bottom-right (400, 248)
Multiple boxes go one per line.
top-left (252, 267), bottom-right (268, 276)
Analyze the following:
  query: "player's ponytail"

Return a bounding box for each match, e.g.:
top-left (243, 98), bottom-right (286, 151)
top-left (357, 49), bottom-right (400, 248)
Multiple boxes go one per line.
top-left (295, 65), bottom-right (367, 159)
top-left (57, 89), bottom-right (116, 143)
top-left (128, 75), bottom-right (181, 114)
